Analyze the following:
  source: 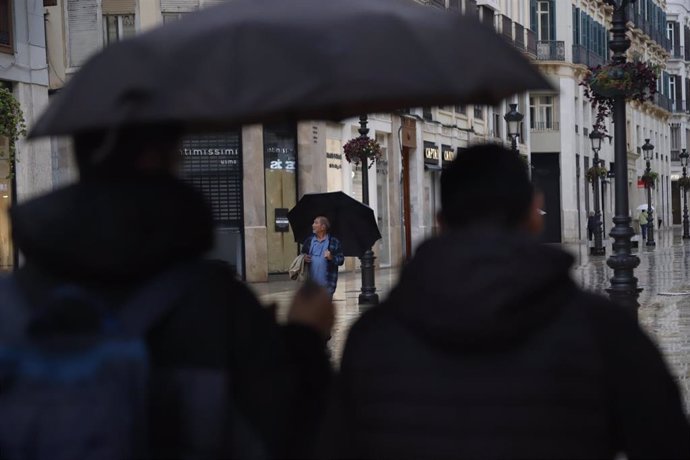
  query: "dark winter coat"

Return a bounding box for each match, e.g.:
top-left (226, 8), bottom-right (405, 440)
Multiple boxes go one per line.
top-left (324, 227), bottom-right (690, 459)
top-left (8, 174), bottom-right (332, 458)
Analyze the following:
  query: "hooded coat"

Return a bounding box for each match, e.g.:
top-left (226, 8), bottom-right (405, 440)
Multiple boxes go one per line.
top-left (326, 228), bottom-right (690, 459)
top-left (7, 175), bottom-right (331, 458)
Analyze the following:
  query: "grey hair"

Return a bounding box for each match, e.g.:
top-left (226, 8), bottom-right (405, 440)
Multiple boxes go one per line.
top-left (317, 216), bottom-right (330, 231)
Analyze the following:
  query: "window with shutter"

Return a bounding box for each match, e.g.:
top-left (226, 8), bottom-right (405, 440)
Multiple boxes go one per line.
top-left (68, 0), bottom-right (101, 67)
top-left (160, 0), bottom-right (200, 13)
top-left (0, 0), bottom-right (12, 53)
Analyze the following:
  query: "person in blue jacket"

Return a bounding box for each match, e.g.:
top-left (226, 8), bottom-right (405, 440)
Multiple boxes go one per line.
top-left (302, 216), bottom-right (345, 298)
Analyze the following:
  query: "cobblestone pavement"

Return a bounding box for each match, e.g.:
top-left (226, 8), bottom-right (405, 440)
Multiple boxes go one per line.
top-left (249, 226), bottom-right (690, 412)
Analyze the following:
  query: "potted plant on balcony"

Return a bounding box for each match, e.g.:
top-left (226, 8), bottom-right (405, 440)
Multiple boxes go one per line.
top-left (580, 61), bottom-right (659, 134)
top-left (641, 170), bottom-right (659, 188)
top-left (0, 87), bottom-right (27, 178)
top-left (343, 136), bottom-right (382, 167)
top-left (585, 165), bottom-right (608, 183)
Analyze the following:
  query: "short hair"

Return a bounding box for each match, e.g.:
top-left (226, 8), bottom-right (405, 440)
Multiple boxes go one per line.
top-left (316, 216), bottom-right (330, 231)
top-left (440, 144), bottom-right (533, 230)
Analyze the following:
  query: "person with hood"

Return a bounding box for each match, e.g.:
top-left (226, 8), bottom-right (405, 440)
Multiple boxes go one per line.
top-left (2, 126), bottom-right (334, 458)
top-left (323, 144), bottom-right (690, 459)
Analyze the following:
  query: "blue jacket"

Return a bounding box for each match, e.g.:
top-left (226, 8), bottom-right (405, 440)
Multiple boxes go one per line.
top-left (301, 235), bottom-right (345, 294)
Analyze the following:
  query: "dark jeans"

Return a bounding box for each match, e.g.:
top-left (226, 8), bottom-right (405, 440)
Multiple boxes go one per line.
top-left (641, 223), bottom-right (648, 240)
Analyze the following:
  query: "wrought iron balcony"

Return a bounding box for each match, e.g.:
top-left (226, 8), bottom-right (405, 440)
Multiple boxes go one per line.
top-left (653, 94), bottom-right (673, 112)
top-left (536, 41), bottom-right (565, 61)
top-left (572, 44), bottom-right (604, 68)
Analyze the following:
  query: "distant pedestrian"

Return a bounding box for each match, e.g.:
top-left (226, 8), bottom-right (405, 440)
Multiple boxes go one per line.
top-left (639, 209), bottom-right (649, 240)
top-left (587, 211), bottom-right (596, 241)
top-left (302, 216), bottom-right (344, 298)
top-left (322, 144), bottom-right (690, 459)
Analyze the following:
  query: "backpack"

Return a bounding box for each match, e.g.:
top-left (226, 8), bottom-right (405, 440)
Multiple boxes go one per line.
top-left (0, 263), bottom-right (210, 460)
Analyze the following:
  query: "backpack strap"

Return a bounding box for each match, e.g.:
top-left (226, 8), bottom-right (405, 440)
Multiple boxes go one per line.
top-left (117, 261), bottom-right (205, 336)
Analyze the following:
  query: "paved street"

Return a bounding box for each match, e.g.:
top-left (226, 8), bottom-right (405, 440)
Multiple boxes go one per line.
top-left (249, 226), bottom-right (690, 413)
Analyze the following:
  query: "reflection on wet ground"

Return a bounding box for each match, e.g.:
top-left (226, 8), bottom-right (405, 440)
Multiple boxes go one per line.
top-left (250, 227), bottom-right (690, 412)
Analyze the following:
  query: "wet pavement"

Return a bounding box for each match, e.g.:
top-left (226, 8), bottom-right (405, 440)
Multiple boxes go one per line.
top-left (249, 226), bottom-right (690, 413)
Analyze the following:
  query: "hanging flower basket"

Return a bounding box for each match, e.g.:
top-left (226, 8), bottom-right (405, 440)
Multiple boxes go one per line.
top-left (580, 61), bottom-right (659, 134)
top-left (0, 87), bottom-right (27, 178)
top-left (678, 176), bottom-right (690, 189)
top-left (641, 171), bottom-right (658, 189)
top-left (586, 165), bottom-right (608, 183)
top-left (343, 137), bottom-right (382, 166)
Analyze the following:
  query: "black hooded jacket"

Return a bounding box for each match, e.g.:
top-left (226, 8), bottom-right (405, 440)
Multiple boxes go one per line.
top-left (8, 175), bottom-right (331, 458)
top-left (327, 228), bottom-right (690, 459)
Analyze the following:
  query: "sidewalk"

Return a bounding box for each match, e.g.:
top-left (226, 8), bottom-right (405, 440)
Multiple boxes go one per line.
top-left (250, 227), bottom-right (690, 412)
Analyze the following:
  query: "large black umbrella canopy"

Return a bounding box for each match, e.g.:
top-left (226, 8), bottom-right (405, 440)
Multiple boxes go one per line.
top-left (30, 0), bottom-right (552, 138)
top-left (288, 192), bottom-right (382, 257)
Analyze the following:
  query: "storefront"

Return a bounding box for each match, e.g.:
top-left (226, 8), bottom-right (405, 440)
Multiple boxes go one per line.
top-left (179, 131), bottom-right (245, 277)
top-left (423, 141), bottom-right (442, 237)
top-left (0, 136), bottom-right (13, 272)
top-left (263, 123), bottom-right (298, 273)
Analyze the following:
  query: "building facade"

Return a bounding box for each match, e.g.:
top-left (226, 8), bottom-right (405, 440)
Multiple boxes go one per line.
top-left (0, 0), bottom-right (51, 272)
top-left (530, 0), bottom-right (673, 243)
top-left (665, 0), bottom-right (690, 224)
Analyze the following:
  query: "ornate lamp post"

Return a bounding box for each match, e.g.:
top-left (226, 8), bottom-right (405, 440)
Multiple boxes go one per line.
top-left (680, 148), bottom-right (690, 239)
top-left (642, 138), bottom-right (655, 247)
top-left (605, 0), bottom-right (641, 310)
top-left (357, 115), bottom-right (379, 305)
top-left (589, 127), bottom-right (605, 255)
top-left (504, 103), bottom-right (524, 153)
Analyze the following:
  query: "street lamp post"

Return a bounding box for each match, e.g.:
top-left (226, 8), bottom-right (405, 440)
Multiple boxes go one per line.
top-left (589, 128), bottom-right (605, 255)
top-left (504, 103), bottom-right (524, 154)
top-left (605, 0), bottom-right (641, 310)
top-left (357, 115), bottom-right (379, 305)
top-left (680, 148), bottom-right (690, 239)
top-left (642, 139), bottom-right (655, 247)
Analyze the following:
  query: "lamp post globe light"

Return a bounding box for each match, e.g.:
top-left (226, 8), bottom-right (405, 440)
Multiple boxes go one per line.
top-left (642, 138), bottom-right (655, 247)
top-left (503, 103), bottom-right (523, 153)
top-left (680, 148), bottom-right (690, 240)
top-left (589, 127), bottom-right (605, 256)
top-left (356, 115), bottom-right (379, 305)
top-left (604, 0), bottom-right (641, 311)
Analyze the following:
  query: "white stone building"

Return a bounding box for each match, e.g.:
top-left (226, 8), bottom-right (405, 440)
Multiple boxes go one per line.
top-left (665, 0), bottom-right (690, 224)
top-left (0, 0), bottom-right (51, 271)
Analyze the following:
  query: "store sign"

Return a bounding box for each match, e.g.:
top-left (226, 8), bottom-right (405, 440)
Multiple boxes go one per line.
top-left (275, 208), bottom-right (290, 232)
top-left (637, 179), bottom-right (645, 189)
top-left (442, 145), bottom-right (455, 167)
top-left (327, 152), bottom-right (342, 170)
top-left (179, 132), bottom-right (243, 227)
top-left (264, 125), bottom-right (297, 172)
top-left (424, 141), bottom-right (440, 165)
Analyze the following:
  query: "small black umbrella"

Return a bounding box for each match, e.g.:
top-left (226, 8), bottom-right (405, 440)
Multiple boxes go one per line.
top-left (288, 192), bottom-right (381, 257)
top-left (29, 0), bottom-right (552, 138)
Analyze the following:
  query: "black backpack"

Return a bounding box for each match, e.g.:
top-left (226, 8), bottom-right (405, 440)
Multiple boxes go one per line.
top-left (0, 263), bottom-right (266, 460)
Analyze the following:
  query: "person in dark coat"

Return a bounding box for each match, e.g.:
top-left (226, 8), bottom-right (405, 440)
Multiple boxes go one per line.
top-left (6, 126), bottom-right (334, 458)
top-left (587, 211), bottom-right (597, 240)
top-left (322, 144), bottom-right (690, 460)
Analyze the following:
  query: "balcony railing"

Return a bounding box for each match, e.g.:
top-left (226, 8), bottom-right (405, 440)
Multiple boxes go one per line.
top-left (536, 41), bottom-right (565, 61)
top-left (531, 121), bottom-right (560, 132)
top-left (572, 44), bottom-right (604, 67)
top-left (653, 93), bottom-right (673, 112)
top-left (500, 15), bottom-right (513, 42)
top-left (514, 23), bottom-right (525, 50)
top-left (526, 29), bottom-right (537, 57)
top-left (670, 46), bottom-right (685, 59)
top-left (673, 99), bottom-right (687, 113)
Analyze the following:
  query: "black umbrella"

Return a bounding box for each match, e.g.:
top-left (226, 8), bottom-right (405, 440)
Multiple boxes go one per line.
top-left (30, 0), bottom-right (552, 138)
top-left (288, 192), bottom-right (381, 257)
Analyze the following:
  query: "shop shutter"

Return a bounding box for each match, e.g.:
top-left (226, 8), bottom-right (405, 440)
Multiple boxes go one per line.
top-left (68, 0), bottom-right (100, 67)
top-left (201, 0), bottom-right (226, 7)
top-left (160, 0), bottom-right (199, 13)
top-left (102, 0), bottom-right (134, 14)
